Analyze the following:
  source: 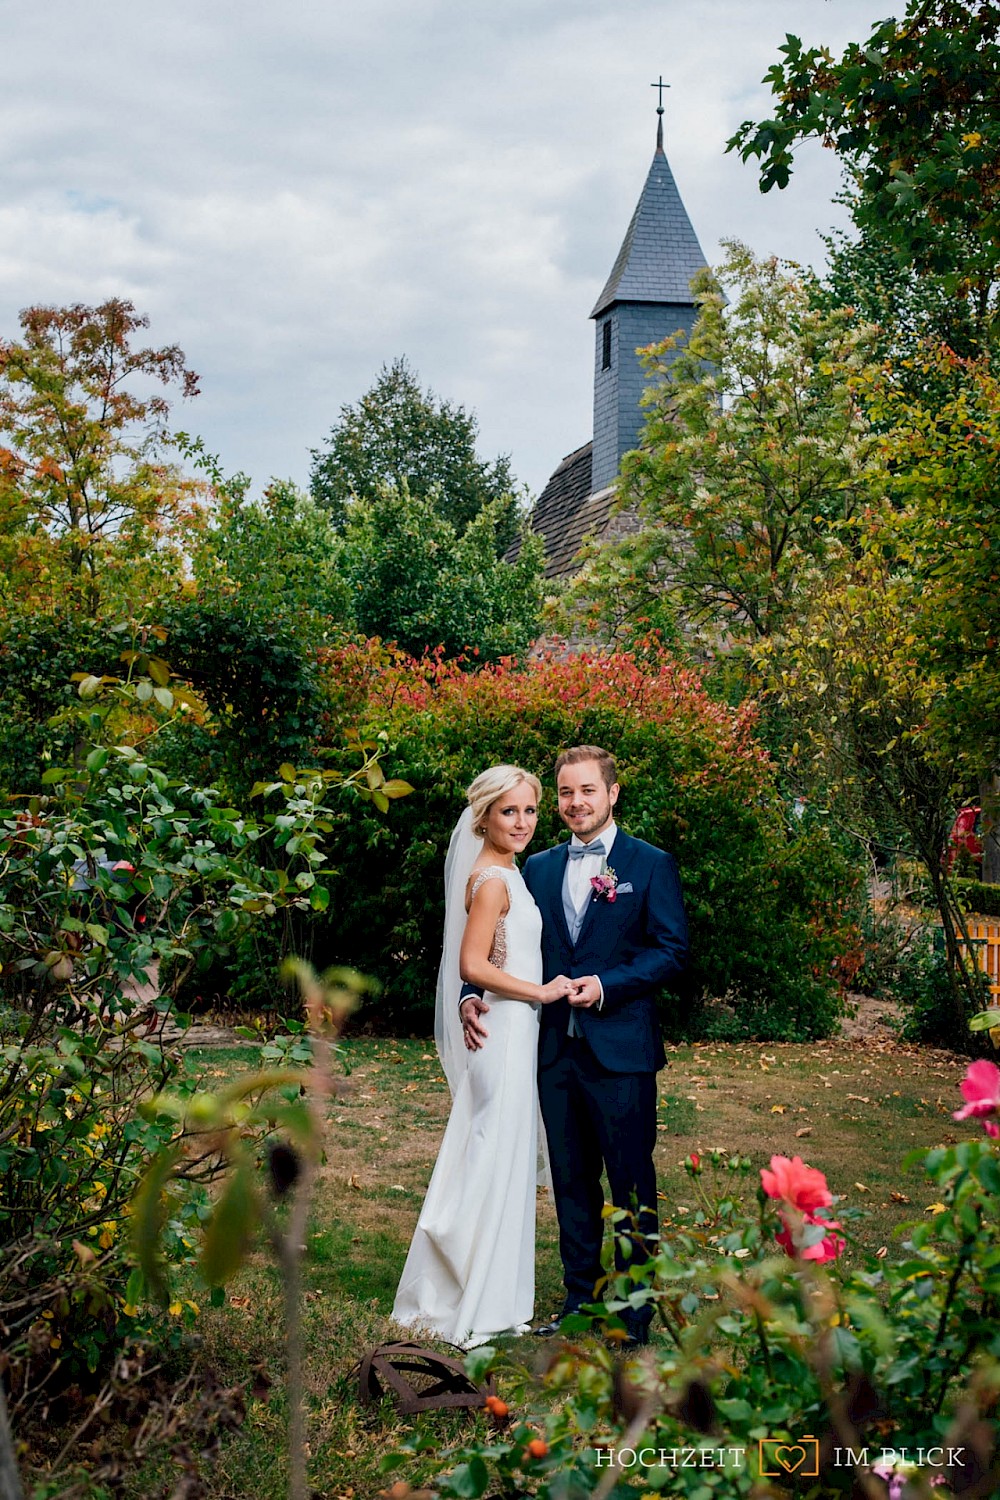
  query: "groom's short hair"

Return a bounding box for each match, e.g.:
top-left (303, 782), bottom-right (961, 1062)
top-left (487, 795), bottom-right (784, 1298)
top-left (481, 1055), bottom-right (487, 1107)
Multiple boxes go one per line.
top-left (555, 745), bottom-right (618, 790)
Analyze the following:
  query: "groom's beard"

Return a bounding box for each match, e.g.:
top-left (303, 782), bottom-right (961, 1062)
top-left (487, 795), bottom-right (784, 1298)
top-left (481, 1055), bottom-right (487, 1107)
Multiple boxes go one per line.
top-left (558, 798), bottom-right (614, 841)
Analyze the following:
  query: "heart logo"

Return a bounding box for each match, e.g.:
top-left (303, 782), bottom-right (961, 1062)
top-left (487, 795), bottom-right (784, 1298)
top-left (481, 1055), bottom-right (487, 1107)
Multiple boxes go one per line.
top-left (774, 1445), bottom-right (808, 1473)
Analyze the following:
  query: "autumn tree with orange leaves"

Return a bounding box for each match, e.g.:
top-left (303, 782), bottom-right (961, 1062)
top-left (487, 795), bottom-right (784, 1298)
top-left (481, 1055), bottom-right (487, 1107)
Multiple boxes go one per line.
top-left (0, 299), bottom-right (203, 616)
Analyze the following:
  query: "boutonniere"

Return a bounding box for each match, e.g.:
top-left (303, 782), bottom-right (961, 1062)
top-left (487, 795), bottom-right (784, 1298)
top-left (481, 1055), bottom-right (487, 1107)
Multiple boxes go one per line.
top-left (590, 864), bottom-right (618, 903)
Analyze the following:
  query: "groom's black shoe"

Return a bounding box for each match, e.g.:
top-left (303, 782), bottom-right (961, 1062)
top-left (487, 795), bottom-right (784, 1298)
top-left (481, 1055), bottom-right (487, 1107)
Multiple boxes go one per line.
top-left (532, 1305), bottom-right (587, 1337)
top-left (532, 1315), bottom-right (566, 1337)
top-left (617, 1320), bottom-right (651, 1350)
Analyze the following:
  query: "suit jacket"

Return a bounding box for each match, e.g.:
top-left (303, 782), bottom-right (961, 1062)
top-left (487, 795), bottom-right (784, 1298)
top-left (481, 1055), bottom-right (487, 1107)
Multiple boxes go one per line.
top-left (522, 831), bottom-right (688, 1075)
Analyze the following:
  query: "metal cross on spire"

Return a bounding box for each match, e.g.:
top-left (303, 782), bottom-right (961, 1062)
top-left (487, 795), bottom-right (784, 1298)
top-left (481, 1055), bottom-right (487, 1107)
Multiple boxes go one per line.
top-left (650, 74), bottom-right (670, 150)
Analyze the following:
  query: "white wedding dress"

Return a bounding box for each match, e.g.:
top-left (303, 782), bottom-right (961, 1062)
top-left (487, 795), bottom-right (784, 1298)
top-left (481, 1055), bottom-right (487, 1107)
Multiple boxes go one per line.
top-left (392, 864), bottom-right (543, 1347)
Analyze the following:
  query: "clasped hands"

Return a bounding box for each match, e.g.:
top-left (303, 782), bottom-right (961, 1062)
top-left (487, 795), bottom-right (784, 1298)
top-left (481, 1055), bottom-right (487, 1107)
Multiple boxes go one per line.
top-left (460, 974), bottom-right (601, 1051)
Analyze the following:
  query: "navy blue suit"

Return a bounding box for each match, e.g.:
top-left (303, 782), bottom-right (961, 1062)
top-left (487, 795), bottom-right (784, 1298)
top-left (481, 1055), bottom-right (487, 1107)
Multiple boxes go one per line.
top-left (522, 830), bottom-right (688, 1330)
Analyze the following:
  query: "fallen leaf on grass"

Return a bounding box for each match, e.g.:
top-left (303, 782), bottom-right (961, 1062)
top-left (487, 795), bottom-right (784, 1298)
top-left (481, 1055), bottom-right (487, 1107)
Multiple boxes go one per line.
top-left (795, 1127), bottom-right (812, 1138)
top-left (890, 1191), bottom-right (910, 1204)
top-left (347, 1173), bottom-right (363, 1190)
top-left (876, 1247), bottom-right (888, 1259)
top-left (926, 1202), bottom-right (947, 1215)
top-left (855, 1182), bottom-right (869, 1193)
top-left (770, 1105), bottom-right (787, 1114)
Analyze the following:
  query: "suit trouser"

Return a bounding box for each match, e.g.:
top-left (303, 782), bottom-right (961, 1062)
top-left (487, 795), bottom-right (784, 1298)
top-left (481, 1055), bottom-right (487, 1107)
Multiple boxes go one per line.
top-left (538, 1036), bottom-right (658, 1328)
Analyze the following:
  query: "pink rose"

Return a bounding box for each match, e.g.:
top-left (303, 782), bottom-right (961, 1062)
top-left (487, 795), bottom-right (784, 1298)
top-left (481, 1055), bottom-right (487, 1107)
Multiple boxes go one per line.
top-left (953, 1060), bottom-right (1000, 1138)
top-left (761, 1155), bottom-right (845, 1263)
top-left (760, 1155), bottom-right (834, 1214)
top-left (775, 1216), bottom-right (846, 1263)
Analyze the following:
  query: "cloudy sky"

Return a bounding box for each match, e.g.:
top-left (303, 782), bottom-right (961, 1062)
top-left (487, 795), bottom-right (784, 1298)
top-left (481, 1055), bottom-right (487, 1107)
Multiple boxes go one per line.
top-left (2, 0), bottom-right (894, 499)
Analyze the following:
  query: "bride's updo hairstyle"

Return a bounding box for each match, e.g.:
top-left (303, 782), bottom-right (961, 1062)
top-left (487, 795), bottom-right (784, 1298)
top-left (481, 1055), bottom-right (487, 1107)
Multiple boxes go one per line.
top-left (467, 765), bottom-right (542, 838)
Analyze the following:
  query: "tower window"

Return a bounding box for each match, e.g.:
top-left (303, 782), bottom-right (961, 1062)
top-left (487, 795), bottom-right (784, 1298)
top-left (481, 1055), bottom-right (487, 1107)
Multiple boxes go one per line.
top-left (601, 320), bottom-right (612, 370)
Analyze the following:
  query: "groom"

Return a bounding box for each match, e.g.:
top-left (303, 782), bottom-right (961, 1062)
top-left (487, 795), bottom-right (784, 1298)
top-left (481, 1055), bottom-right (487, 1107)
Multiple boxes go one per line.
top-left (460, 745), bottom-right (689, 1346)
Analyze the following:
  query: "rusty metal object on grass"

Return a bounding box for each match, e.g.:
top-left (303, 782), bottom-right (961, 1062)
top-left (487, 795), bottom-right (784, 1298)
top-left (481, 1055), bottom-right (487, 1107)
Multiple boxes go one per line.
top-left (352, 1341), bottom-right (495, 1414)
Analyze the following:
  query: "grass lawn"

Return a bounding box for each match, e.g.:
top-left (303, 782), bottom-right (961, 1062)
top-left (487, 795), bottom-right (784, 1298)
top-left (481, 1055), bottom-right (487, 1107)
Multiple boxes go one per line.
top-left (39, 1032), bottom-right (969, 1500)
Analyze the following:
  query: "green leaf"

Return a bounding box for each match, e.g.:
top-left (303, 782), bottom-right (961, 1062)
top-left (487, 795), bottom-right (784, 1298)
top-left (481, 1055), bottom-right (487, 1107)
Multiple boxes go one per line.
top-left (148, 657), bottom-right (172, 687)
top-left (310, 884), bottom-right (330, 912)
top-left (215, 908), bottom-right (240, 939)
top-left (463, 1346), bottom-right (496, 1383)
top-left (153, 686), bottom-right (174, 710)
top-left (136, 680), bottom-right (154, 704)
top-left (381, 778), bottom-right (414, 799)
top-left (124, 1265), bottom-right (145, 1311)
top-left (279, 763), bottom-right (297, 782)
top-left (131, 1143), bottom-right (182, 1302)
top-left (975, 1153), bottom-right (1000, 1195)
top-left (85, 747), bottom-right (109, 772)
top-left (200, 1159), bottom-right (260, 1287)
top-left (443, 1457), bottom-right (490, 1497)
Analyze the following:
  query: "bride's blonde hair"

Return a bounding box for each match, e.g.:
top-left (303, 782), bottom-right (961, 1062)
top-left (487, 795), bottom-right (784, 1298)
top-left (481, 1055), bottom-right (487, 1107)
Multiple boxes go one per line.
top-left (467, 765), bottom-right (542, 837)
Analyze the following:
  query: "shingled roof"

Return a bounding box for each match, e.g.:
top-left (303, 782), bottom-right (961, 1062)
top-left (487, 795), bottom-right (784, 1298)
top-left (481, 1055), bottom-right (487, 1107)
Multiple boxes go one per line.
top-left (508, 442), bottom-right (623, 580)
top-left (591, 139), bottom-right (709, 318)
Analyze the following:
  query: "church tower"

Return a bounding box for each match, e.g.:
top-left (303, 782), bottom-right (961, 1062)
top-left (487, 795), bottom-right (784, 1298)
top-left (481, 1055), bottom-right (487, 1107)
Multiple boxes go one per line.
top-left (515, 89), bottom-right (711, 579)
top-left (589, 89), bottom-right (710, 492)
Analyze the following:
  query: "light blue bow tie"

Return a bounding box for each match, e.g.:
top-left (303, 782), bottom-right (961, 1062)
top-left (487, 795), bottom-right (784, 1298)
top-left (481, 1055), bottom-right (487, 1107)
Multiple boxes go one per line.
top-left (568, 840), bottom-right (606, 859)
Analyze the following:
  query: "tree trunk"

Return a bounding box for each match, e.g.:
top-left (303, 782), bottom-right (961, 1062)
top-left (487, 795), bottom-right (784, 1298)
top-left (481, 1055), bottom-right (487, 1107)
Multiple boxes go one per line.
top-left (928, 862), bottom-right (980, 1044)
top-left (979, 775), bottom-right (1000, 886)
top-left (0, 1381), bottom-right (25, 1500)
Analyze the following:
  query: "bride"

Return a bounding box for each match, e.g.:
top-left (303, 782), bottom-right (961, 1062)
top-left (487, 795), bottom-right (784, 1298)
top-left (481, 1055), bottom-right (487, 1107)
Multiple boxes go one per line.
top-left (392, 765), bottom-right (574, 1347)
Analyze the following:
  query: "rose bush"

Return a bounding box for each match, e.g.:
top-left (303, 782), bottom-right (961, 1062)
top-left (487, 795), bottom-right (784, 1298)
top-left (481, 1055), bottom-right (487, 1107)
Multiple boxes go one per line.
top-left (390, 1065), bottom-right (1000, 1498)
top-left (311, 642), bottom-right (860, 1041)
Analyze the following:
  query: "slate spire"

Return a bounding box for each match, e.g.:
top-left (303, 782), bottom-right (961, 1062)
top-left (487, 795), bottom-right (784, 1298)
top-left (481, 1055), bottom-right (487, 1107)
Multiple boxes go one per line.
top-left (589, 98), bottom-right (711, 492)
top-left (591, 115), bottom-right (708, 319)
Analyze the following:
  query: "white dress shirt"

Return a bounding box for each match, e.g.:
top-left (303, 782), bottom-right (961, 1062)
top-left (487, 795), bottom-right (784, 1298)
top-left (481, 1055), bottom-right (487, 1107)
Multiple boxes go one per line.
top-left (567, 821), bottom-right (618, 918)
top-left (567, 822), bottom-right (616, 1013)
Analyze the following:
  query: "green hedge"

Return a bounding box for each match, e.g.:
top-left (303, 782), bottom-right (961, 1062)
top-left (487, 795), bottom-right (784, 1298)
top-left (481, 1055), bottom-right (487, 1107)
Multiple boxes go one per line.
top-left (0, 614), bottom-right (125, 796)
top-left (304, 644), bottom-right (860, 1041)
top-left (954, 876), bottom-right (1000, 918)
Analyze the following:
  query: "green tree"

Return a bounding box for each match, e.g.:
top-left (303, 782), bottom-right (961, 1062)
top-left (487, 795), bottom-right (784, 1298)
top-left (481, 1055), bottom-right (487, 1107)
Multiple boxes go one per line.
top-left (854, 343), bottom-right (1000, 786)
top-left (817, 208), bottom-right (983, 378)
top-left (728, 0), bottom-right (1000, 339)
top-left (309, 356), bottom-right (522, 551)
top-left (339, 482), bottom-right (544, 661)
top-left (0, 300), bottom-right (202, 616)
top-left (191, 479), bottom-right (350, 633)
top-left (766, 552), bottom-right (984, 1040)
top-left (566, 243), bottom-right (881, 652)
